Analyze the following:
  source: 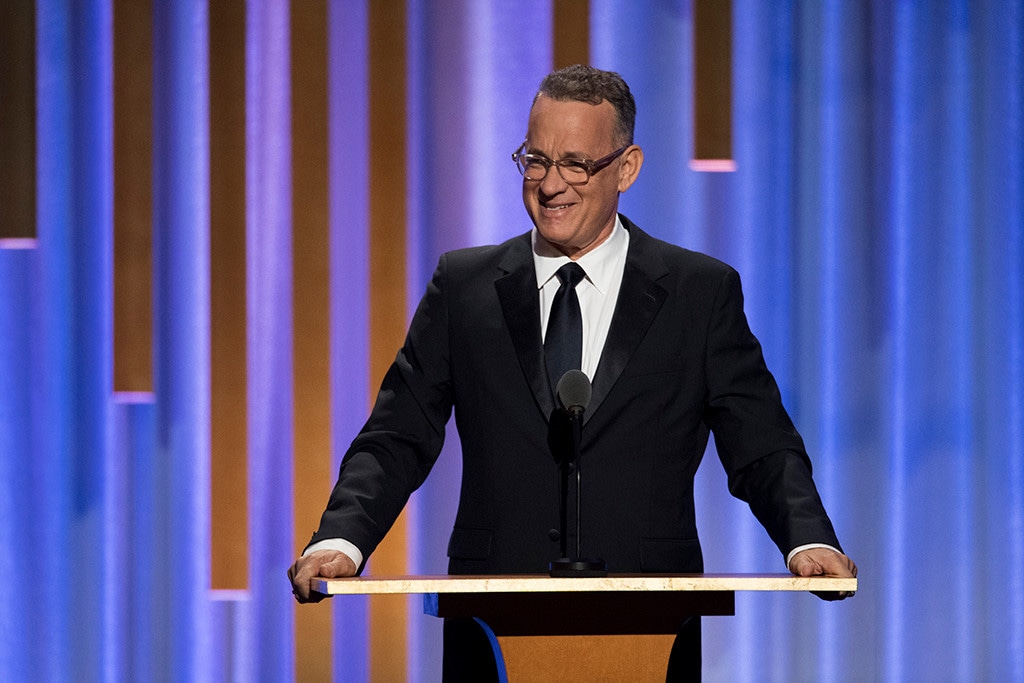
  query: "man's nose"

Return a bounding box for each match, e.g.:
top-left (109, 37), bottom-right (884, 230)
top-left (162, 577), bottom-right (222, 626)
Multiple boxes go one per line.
top-left (539, 164), bottom-right (570, 194)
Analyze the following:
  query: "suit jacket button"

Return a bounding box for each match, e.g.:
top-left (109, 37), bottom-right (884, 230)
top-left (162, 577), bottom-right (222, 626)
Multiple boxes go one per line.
top-left (548, 529), bottom-right (561, 542)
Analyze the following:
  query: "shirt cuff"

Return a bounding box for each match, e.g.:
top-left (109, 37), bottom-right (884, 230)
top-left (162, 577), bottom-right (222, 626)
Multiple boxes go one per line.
top-left (786, 543), bottom-right (841, 572)
top-left (303, 538), bottom-right (364, 569)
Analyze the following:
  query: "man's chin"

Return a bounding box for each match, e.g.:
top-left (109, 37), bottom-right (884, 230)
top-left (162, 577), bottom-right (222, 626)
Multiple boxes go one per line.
top-left (534, 216), bottom-right (576, 241)
top-left (533, 229), bottom-right (576, 257)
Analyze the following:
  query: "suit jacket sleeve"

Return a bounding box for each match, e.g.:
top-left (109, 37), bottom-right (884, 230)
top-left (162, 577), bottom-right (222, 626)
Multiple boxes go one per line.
top-left (701, 267), bottom-right (842, 556)
top-left (305, 254), bottom-right (455, 568)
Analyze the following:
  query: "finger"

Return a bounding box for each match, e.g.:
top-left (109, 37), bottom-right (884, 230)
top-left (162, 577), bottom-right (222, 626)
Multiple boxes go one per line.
top-left (806, 551), bottom-right (856, 578)
top-left (292, 573), bottom-right (312, 602)
top-left (792, 555), bottom-right (825, 577)
top-left (827, 554), bottom-right (856, 578)
top-left (290, 558), bottom-right (322, 602)
top-left (830, 557), bottom-right (847, 574)
top-left (292, 574), bottom-right (329, 604)
top-left (318, 556), bottom-right (356, 579)
top-left (318, 561), bottom-right (342, 578)
top-left (797, 562), bottom-right (820, 577)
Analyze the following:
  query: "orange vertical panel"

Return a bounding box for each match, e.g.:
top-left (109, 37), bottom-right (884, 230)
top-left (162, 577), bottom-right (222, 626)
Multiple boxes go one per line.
top-left (553, 0), bottom-right (590, 69)
top-left (368, 2), bottom-right (410, 680)
top-left (0, 0), bottom-right (36, 240)
top-left (210, 0), bottom-right (249, 590)
top-left (290, 2), bottom-right (334, 681)
top-left (692, 0), bottom-right (734, 168)
top-left (113, 0), bottom-right (154, 392)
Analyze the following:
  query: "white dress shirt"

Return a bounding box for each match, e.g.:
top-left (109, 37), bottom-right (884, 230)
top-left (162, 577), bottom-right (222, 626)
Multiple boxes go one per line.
top-left (533, 215), bottom-right (629, 381)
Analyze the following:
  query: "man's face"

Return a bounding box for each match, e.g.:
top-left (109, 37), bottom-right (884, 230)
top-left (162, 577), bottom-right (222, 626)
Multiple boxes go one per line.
top-left (522, 96), bottom-right (641, 259)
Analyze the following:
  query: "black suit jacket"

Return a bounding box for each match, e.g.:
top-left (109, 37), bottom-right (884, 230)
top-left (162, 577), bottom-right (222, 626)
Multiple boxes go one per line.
top-left (310, 216), bottom-right (840, 575)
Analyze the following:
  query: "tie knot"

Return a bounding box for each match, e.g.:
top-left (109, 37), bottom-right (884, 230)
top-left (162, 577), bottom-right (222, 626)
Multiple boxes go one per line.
top-left (555, 262), bottom-right (586, 288)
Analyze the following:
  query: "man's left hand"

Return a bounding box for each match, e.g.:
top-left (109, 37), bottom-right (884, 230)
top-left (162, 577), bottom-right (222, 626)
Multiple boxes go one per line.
top-left (789, 547), bottom-right (858, 601)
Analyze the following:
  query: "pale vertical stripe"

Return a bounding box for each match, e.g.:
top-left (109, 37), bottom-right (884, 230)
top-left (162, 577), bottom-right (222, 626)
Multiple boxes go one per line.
top-left (245, 0), bottom-right (295, 678)
top-left (30, 5), bottom-right (78, 675)
top-left (152, 0), bottom-right (213, 676)
top-left (328, 1), bottom-right (373, 678)
top-left (0, 250), bottom-right (36, 679)
top-left (290, 1), bottom-right (335, 681)
top-left (943, 3), bottom-right (976, 677)
top-left (884, 3), bottom-right (914, 679)
top-left (1006, 6), bottom-right (1024, 673)
top-left (35, 1), bottom-right (115, 678)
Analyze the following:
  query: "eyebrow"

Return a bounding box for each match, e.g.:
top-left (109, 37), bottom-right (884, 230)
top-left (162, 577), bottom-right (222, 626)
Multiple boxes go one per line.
top-left (527, 147), bottom-right (593, 160)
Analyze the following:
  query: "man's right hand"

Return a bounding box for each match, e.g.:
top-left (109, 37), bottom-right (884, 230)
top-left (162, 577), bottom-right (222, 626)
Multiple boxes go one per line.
top-left (287, 549), bottom-right (357, 603)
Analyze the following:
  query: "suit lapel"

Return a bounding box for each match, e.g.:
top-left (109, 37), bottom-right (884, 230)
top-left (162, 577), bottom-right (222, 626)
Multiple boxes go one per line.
top-left (493, 221), bottom-right (668, 424)
top-left (587, 221), bottom-right (668, 423)
top-left (494, 236), bottom-right (557, 419)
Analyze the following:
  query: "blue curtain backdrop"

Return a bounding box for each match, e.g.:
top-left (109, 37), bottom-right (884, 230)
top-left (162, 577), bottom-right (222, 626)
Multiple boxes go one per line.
top-left (1, 1), bottom-right (1022, 681)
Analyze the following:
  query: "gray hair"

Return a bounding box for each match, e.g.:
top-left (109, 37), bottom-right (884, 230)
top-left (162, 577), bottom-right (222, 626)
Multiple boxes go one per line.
top-left (534, 64), bottom-right (637, 146)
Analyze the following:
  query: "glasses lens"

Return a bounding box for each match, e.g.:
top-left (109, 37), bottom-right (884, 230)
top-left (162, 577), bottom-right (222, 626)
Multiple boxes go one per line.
top-left (519, 156), bottom-right (549, 181)
top-left (514, 152), bottom-right (598, 185)
top-left (557, 161), bottom-right (590, 185)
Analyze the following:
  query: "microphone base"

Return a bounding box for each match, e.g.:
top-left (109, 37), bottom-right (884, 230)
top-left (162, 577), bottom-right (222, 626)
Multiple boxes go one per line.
top-left (549, 559), bottom-right (608, 577)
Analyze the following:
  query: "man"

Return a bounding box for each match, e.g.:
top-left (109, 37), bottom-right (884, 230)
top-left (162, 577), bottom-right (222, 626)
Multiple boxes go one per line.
top-left (289, 65), bottom-right (856, 680)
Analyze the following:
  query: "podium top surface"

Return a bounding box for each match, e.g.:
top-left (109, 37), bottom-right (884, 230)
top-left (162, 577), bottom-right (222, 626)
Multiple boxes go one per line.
top-left (312, 573), bottom-right (856, 596)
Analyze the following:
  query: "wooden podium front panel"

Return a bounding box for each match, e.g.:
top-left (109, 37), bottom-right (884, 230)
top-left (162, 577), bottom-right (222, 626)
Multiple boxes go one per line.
top-left (497, 634), bottom-right (677, 682)
top-left (423, 588), bottom-right (722, 681)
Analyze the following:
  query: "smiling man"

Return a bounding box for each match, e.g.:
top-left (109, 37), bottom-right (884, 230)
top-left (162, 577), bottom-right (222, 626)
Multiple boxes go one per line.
top-left (518, 94), bottom-right (641, 258)
top-left (289, 65), bottom-right (856, 682)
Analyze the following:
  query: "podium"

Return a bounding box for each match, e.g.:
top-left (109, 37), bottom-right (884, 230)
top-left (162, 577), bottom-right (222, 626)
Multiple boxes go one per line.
top-left (313, 574), bottom-right (856, 681)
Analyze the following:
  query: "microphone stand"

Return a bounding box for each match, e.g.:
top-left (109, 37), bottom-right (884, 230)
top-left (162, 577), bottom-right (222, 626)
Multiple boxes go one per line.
top-left (558, 435), bottom-right (569, 561)
top-left (550, 405), bottom-right (607, 577)
top-left (571, 407), bottom-right (585, 564)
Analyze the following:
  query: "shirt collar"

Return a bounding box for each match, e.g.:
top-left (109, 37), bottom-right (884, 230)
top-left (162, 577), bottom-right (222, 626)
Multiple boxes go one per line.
top-left (532, 215), bottom-right (628, 295)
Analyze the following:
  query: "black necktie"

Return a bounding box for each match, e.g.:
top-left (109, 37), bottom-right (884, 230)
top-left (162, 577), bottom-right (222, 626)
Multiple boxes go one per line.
top-left (545, 262), bottom-right (586, 394)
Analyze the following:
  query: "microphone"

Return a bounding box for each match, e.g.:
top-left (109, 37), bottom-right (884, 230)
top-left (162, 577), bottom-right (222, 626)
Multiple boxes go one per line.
top-left (548, 370), bottom-right (607, 577)
top-left (556, 369), bottom-right (591, 415)
top-left (548, 370), bottom-right (591, 466)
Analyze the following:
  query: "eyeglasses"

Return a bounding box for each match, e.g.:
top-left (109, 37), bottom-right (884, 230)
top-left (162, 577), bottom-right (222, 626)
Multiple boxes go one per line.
top-left (511, 142), bottom-right (629, 185)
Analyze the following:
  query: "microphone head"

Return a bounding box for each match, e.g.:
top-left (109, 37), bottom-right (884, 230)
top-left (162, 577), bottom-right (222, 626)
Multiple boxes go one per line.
top-left (556, 369), bottom-right (592, 412)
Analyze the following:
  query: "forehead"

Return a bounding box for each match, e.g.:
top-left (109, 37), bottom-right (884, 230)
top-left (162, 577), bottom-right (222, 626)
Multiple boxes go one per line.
top-left (526, 96), bottom-right (617, 154)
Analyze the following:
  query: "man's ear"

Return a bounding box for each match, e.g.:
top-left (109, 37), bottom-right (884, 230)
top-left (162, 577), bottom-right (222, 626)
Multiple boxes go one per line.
top-left (617, 145), bottom-right (644, 192)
